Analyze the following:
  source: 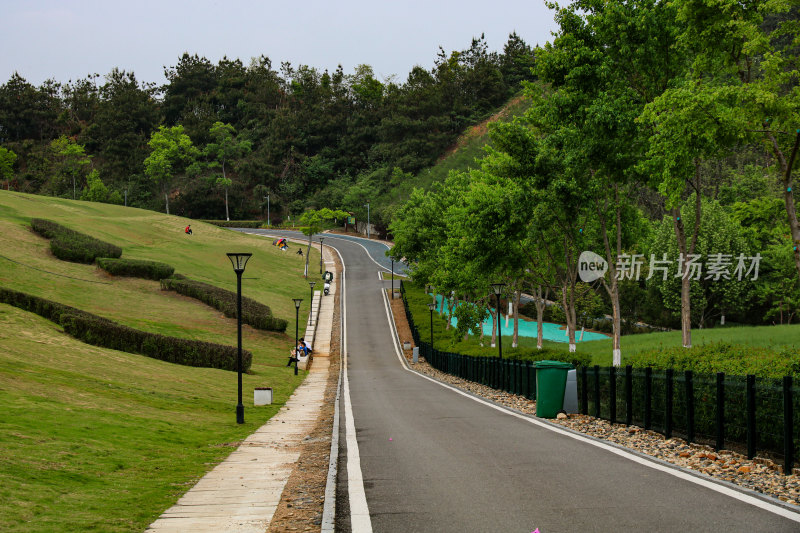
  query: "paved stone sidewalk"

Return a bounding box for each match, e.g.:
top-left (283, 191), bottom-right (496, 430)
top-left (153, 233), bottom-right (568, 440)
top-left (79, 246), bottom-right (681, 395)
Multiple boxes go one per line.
top-left (146, 241), bottom-right (337, 533)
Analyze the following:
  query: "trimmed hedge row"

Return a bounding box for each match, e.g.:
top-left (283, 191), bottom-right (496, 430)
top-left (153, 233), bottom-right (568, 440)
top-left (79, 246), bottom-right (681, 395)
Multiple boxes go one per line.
top-left (160, 277), bottom-right (288, 332)
top-left (628, 342), bottom-right (800, 378)
top-left (31, 218), bottom-right (122, 264)
top-left (0, 287), bottom-right (251, 372)
top-left (96, 257), bottom-right (175, 281)
top-left (200, 220), bottom-right (264, 228)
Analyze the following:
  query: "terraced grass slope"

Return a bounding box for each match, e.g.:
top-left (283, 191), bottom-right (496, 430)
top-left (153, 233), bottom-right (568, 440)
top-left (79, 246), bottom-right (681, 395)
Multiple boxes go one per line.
top-left (0, 191), bottom-right (318, 532)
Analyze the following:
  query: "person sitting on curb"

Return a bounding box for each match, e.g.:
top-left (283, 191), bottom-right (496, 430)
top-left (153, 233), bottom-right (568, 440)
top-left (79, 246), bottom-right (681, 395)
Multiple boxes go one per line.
top-left (286, 340), bottom-right (307, 366)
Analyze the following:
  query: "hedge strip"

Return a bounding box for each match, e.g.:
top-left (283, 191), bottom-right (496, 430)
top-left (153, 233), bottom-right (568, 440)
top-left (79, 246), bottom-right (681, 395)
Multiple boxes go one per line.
top-left (160, 277), bottom-right (288, 333)
top-left (200, 220), bottom-right (264, 228)
top-left (0, 287), bottom-right (251, 372)
top-left (96, 257), bottom-right (175, 281)
top-left (31, 218), bottom-right (122, 264)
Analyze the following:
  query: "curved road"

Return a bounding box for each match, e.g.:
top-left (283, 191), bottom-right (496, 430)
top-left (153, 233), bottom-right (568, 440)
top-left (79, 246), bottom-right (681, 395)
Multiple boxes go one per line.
top-left (237, 229), bottom-right (800, 532)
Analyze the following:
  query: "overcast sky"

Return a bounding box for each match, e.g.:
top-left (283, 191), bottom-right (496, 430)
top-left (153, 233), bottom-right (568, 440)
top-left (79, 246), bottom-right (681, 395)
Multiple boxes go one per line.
top-left (1, 0), bottom-right (558, 87)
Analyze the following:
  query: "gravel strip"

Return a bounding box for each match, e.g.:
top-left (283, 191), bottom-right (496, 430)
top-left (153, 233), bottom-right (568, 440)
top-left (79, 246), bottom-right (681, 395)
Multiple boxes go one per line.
top-left (402, 350), bottom-right (800, 506)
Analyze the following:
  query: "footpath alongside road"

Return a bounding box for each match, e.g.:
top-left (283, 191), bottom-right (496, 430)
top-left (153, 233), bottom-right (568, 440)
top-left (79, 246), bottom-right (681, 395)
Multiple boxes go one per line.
top-left (146, 240), bottom-right (339, 533)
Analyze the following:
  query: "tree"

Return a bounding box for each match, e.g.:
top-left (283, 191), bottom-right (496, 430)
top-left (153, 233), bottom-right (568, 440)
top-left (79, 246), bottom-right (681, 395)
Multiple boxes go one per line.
top-left (144, 125), bottom-right (199, 215)
top-left (672, 0), bottom-right (800, 282)
top-left (80, 169), bottom-right (122, 204)
top-left (0, 146), bottom-right (16, 190)
top-left (50, 135), bottom-right (91, 199)
top-left (651, 196), bottom-right (752, 329)
top-left (204, 122), bottom-right (252, 220)
top-left (298, 208), bottom-right (348, 277)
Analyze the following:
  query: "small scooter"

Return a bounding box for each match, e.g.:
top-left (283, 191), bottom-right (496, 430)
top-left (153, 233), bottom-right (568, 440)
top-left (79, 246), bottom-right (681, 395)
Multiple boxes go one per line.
top-left (323, 270), bottom-right (333, 295)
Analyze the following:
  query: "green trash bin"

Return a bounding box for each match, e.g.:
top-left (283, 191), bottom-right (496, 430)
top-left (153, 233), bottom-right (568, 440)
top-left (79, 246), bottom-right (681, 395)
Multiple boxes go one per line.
top-left (535, 360), bottom-right (574, 418)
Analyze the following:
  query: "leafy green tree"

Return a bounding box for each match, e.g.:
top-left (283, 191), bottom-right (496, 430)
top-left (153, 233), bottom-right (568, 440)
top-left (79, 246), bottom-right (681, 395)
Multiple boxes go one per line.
top-left (88, 69), bottom-right (159, 205)
top-left (80, 169), bottom-right (122, 204)
top-left (298, 208), bottom-right (348, 277)
top-left (144, 125), bottom-right (199, 215)
top-left (0, 146), bottom-right (17, 190)
top-left (50, 135), bottom-right (91, 199)
top-left (650, 196), bottom-right (751, 328)
top-left (204, 122), bottom-right (252, 220)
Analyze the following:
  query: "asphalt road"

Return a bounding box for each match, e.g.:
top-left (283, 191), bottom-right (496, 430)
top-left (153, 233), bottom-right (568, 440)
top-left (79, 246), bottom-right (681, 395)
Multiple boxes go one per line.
top-left (234, 229), bottom-right (800, 532)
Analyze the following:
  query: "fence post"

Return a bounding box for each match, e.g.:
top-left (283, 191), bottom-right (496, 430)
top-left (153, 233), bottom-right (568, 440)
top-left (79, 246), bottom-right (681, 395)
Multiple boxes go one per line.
top-left (746, 374), bottom-right (756, 459)
top-left (686, 370), bottom-right (695, 444)
top-left (644, 367), bottom-right (652, 431)
top-left (715, 372), bottom-right (725, 451)
top-left (609, 366), bottom-right (617, 424)
top-left (593, 365), bottom-right (601, 419)
top-left (784, 376), bottom-right (794, 474)
top-left (625, 365), bottom-right (633, 426)
top-left (581, 366), bottom-right (588, 415)
top-left (665, 368), bottom-right (674, 439)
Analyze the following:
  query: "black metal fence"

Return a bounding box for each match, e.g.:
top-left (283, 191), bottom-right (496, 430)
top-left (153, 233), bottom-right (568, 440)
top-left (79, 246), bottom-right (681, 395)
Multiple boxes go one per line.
top-left (399, 282), bottom-right (800, 474)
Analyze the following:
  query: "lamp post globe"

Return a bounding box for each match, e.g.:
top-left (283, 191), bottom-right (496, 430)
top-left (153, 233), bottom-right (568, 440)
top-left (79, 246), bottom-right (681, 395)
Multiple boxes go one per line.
top-left (292, 298), bottom-right (303, 376)
top-left (227, 252), bottom-right (252, 424)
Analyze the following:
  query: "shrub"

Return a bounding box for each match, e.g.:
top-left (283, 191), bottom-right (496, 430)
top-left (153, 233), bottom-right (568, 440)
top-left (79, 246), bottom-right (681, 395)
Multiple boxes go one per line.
top-left (160, 277), bottom-right (287, 332)
top-left (0, 287), bottom-right (250, 372)
top-left (628, 342), bottom-right (800, 378)
top-left (200, 220), bottom-right (265, 228)
top-left (96, 257), bottom-right (175, 281)
top-left (31, 218), bottom-right (122, 264)
top-left (454, 344), bottom-right (590, 368)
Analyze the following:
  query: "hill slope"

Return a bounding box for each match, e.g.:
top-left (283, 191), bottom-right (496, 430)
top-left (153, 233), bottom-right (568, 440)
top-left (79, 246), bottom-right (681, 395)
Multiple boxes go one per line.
top-left (0, 191), bottom-right (316, 531)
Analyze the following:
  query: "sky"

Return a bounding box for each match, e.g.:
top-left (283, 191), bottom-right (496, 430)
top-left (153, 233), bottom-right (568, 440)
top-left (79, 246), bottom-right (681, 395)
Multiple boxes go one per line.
top-left (1, 0), bottom-right (559, 87)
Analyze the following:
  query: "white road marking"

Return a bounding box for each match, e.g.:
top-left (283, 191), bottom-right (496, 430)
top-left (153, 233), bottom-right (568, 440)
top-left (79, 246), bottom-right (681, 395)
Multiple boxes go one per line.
top-left (336, 245), bottom-right (372, 533)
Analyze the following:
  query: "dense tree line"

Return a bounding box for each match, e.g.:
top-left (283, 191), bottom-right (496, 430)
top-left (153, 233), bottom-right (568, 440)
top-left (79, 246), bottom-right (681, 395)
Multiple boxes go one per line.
top-left (390, 0), bottom-right (800, 363)
top-left (0, 34), bottom-right (536, 226)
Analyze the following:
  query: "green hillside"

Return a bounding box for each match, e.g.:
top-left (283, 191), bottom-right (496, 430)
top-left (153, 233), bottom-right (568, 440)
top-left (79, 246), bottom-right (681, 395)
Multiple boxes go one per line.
top-left (411, 94), bottom-right (531, 192)
top-left (0, 191), bottom-right (316, 532)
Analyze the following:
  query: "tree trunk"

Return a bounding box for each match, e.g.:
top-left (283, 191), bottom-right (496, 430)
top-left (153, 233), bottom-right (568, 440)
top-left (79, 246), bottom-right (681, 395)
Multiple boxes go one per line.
top-left (512, 290), bottom-right (520, 348)
top-left (535, 285), bottom-right (546, 350)
top-left (562, 284), bottom-right (577, 352)
top-left (445, 295), bottom-right (457, 331)
top-left (767, 130), bottom-right (800, 281)
top-left (597, 190), bottom-right (623, 366)
top-left (225, 187), bottom-right (230, 221)
top-left (164, 191), bottom-right (170, 215)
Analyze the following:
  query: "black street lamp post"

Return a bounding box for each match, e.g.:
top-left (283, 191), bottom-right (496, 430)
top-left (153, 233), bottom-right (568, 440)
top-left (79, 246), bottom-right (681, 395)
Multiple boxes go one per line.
top-left (319, 237), bottom-right (325, 274)
top-left (491, 283), bottom-right (505, 390)
top-left (292, 298), bottom-right (303, 376)
top-left (309, 282), bottom-right (316, 322)
top-left (227, 252), bottom-right (252, 424)
top-left (491, 283), bottom-right (505, 360)
top-left (391, 258), bottom-right (394, 299)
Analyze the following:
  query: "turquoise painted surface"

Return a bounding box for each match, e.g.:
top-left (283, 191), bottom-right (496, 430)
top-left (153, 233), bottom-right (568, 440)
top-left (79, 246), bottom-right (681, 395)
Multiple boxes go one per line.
top-left (431, 294), bottom-right (608, 343)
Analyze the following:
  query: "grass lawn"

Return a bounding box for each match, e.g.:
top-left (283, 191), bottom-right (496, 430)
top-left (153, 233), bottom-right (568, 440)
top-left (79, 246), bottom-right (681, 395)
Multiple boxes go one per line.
top-left (0, 191), bottom-right (318, 531)
top-left (403, 282), bottom-right (800, 367)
